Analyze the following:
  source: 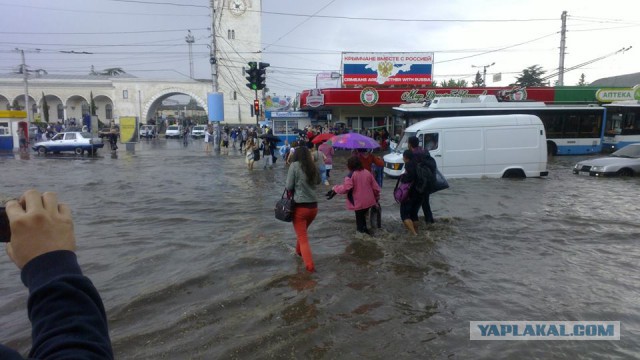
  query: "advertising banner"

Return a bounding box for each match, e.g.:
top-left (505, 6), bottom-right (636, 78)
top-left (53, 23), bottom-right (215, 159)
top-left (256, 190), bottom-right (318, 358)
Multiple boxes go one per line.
top-left (316, 72), bottom-right (342, 89)
top-left (342, 52), bottom-right (434, 86)
top-left (119, 116), bottom-right (138, 143)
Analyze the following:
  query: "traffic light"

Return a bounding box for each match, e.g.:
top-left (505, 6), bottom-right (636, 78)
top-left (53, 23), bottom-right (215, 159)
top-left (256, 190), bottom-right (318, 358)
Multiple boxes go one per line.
top-left (253, 99), bottom-right (259, 115)
top-left (245, 61), bottom-right (258, 90)
top-left (245, 61), bottom-right (270, 90)
top-left (256, 62), bottom-right (270, 91)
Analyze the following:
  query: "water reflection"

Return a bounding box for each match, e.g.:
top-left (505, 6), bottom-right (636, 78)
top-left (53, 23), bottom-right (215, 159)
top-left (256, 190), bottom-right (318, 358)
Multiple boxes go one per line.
top-left (1, 146), bottom-right (640, 358)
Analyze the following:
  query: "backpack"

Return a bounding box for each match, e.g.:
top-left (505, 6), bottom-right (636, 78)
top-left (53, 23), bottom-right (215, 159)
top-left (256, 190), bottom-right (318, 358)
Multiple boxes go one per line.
top-left (415, 161), bottom-right (436, 194)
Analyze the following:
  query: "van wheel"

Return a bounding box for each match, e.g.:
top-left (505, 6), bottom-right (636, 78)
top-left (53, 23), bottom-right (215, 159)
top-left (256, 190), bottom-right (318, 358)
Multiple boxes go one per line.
top-left (37, 146), bottom-right (47, 155)
top-left (617, 168), bottom-right (633, 177)
top-left (547, 141), bottom-right (557, 156)
top-left (503, 169), bottom-right (526, 178)
top-left (74, 147), bottom-right (84, 155)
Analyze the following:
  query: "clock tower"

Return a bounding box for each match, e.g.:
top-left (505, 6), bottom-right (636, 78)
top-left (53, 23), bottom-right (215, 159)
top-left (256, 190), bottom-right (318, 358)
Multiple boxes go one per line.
top-left (215, 0), bottom-right (262, 125)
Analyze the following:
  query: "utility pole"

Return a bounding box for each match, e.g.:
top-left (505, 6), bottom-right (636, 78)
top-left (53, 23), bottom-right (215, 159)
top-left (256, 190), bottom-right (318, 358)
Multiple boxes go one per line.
top-left (472, 62), bottom-right (495, 87)
top-left (558, 11), bottom-right (568, 86)
top-left (210, 0), bottom-right (218, 93)
top-left (185, 30), bottom-right (195, 79)
top-left (14, 48), bottom-right (36, 123)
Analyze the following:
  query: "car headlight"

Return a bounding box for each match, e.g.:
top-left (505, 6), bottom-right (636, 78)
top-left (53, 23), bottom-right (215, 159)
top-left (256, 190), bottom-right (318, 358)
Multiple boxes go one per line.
top-left (573, 163), bottom-right (580, 170)
top-left (590, 166), bottom-right (604, 172)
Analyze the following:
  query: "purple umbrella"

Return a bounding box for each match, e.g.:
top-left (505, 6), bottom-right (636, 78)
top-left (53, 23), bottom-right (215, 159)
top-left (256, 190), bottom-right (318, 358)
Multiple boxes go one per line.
top-left (331, 133), bottom-right (380, 149)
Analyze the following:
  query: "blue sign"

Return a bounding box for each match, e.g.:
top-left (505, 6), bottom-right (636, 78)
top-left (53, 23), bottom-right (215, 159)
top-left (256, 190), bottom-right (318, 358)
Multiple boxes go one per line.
top-left (207, 92), bottom-right (224, 122)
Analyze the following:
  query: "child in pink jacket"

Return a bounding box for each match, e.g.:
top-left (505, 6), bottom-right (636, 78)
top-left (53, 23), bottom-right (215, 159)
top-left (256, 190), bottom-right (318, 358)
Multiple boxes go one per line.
top-left (327, 156), bottom-right (381, 235)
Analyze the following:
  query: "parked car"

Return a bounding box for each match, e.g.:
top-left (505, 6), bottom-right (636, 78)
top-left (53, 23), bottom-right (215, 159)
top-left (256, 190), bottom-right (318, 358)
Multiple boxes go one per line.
top-left (32, 131), bottom-right (104, 155)
top-left (573, 143), bottom-right (640, 177)
top-left (165, 125), bottom-right (182, 139)
top-left (191, 125), bottom-right (206, 138)
top-left (140, 124), bottom-right (157, 139)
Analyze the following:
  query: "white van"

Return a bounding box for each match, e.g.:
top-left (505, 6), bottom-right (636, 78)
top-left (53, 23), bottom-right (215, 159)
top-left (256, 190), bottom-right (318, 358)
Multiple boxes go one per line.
top-left (383, 114), bottom-right (549, 179)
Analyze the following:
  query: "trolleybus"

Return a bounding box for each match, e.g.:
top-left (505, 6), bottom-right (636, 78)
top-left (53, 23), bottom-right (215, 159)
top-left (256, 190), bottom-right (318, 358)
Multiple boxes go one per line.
top-left (392, 95), bottom-right (606, 156)
top-left (602, 100), bottom-right (640, 151)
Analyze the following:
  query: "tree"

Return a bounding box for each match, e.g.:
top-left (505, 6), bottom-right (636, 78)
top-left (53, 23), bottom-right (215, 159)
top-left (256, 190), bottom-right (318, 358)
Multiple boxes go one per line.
top-left (514, 65), bottom-right (546, 87)
top-left (90, 91), bottom-right (97, 116)
top-left (438, 78), bottom-right (469, 87)
top-left (12, 99), bottom-right (22, 110)
top-left (472, 71), bottom-right (484, 87)
top-left (42, 92), bottom-right (50, 123)
top-left (577, 73), bottom-right (588, 86)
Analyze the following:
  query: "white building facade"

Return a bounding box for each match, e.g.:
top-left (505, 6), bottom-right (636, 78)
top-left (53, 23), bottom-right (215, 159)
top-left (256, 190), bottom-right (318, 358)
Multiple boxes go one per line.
top-left (0, 0), bottom-right (263, 126)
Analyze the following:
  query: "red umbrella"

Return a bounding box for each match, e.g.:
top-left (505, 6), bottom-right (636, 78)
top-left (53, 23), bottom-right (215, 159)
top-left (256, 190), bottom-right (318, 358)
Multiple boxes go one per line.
top-left (311, 133), bottom-right (336, 144)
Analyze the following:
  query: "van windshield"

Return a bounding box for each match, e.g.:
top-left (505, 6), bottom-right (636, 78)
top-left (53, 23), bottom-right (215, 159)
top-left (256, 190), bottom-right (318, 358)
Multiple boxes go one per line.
top-left (394, 131), bottom-right (417, 153)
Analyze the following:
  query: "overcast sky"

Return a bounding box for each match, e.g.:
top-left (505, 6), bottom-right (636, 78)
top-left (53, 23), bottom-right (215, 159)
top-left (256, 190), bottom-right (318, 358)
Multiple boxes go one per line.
top-left (1, 0), bottom-right (638, 97)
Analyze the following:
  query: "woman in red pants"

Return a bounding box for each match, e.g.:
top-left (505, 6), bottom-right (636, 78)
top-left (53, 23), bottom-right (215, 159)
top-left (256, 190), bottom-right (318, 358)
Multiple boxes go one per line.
top-left (285, 145), bottom-right (321, 272)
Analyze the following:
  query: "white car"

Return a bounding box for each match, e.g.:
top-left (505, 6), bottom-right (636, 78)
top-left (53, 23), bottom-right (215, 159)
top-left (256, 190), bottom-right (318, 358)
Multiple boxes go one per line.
top-left (165, 125), bottom-right (182, 139)
top-left (32, 131), bottom-right (104, 155)
top-left (140, 124), bottom-right (157, 139)
top-left (573, 143), bottom-right (640, 177)
top-left (191, 125), bottom-right (206, 138)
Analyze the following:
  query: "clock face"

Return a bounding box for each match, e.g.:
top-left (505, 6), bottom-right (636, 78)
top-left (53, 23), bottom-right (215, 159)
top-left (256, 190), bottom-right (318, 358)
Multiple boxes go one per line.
top-left (229, 0), bottom-right (247, 16)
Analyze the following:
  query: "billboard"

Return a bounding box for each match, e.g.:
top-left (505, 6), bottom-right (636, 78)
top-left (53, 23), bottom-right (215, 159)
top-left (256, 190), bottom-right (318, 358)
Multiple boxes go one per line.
top-left (316, 72), bottom-right (342, 89)
top-left (119, 116), bottom-right (138, 143)
top-left (342, 52), bottom-right (433, 87)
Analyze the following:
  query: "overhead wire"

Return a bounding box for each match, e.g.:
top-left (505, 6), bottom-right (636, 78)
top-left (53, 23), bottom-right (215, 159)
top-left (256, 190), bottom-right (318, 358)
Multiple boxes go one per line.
top-left (262, 0), bottom-right (336, 51)
top-left (0, 2), bottom-right (208, 17)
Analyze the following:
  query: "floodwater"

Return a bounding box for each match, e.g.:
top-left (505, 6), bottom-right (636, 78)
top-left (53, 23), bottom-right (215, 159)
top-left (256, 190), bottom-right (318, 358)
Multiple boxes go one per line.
top-left (1, 139), bottom-right (639, 359)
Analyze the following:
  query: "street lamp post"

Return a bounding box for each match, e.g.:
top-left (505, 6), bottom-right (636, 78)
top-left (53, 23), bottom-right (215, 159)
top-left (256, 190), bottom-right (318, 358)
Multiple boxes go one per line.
top-left (472, 62), bottom-right (495, 87)
top-left (185, 30), bottom-right (195, 79)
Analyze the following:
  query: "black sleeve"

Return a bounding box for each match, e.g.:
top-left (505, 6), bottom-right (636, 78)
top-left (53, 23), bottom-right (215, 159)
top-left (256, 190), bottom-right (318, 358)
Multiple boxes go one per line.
top-left (21, 250), bottom-right (114, 360)
top-left (402, 161), bottom-right (417, 183)
top-left (426, 156), bottom-right (437, 172)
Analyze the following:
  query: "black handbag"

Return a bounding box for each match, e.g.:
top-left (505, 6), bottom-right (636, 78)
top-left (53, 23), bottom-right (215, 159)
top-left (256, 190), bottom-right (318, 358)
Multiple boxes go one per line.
top-left (275, 190), bottom-right (294, 222)
top-left (431, 169), bottom-right (449, 193)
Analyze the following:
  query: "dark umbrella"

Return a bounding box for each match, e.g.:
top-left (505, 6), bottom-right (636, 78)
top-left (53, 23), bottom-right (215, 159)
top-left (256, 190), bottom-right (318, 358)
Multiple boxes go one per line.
top-left (258, 133), bottom-right (282, 142)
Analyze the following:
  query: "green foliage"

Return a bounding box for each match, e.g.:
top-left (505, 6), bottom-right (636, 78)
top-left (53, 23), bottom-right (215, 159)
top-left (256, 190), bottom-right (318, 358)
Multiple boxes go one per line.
top-left (472, 71), bottom-right (484, 87)
top-left (438, 78), bottom-right (469, 87)
top-left (577, 73), bottom-right (588, 86)
top-left (11, 99), bottom-right (22, 110)
top-left (90, 91), bottom-right (97, 115)
top-left (42, 92), bottom-right (50, 123)
top-left (514, 65), bottom-right (547, 87)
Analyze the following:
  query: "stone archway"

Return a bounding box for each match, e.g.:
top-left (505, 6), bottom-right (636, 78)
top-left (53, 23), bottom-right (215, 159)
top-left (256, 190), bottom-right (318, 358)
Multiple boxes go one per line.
top-left (143, 88), bottom-right (207, 124)
top-left (39, 94), bottom-right (63, 123)
top-left (11, 95), bottom-right (36, 112)
top-left (65, 95), bottom-right (89, 122)
top-left (93, 95), bottom-right (114, 122)
top-left (0, 95), bottom-right (9, 110)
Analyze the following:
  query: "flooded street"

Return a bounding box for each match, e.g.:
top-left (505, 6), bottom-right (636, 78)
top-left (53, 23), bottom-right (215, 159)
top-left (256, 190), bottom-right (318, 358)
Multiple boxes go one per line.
top-left (1, 139), bottom-right (639, 359)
